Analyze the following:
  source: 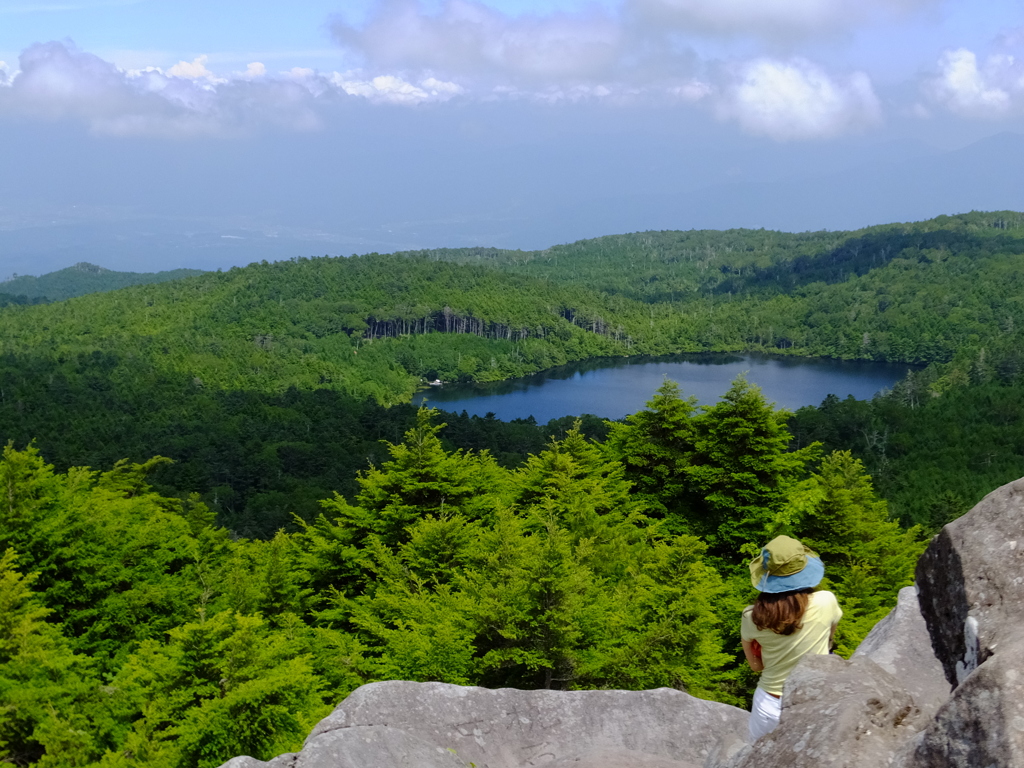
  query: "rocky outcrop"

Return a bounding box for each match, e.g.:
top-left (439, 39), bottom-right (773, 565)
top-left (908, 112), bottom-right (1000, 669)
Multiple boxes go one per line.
top-left (227, 683), bottom-right (748, 768)
top-left (851, 585), bottom-right (950, 722)
top-left (915, 477), bottom-right (1024, 687)
top-left (727, 653), bottom-right (926, 768)
top-left (898, 476), bottom-right (1024, 767)
top-left (218, 476), bottom-right (1024, 768)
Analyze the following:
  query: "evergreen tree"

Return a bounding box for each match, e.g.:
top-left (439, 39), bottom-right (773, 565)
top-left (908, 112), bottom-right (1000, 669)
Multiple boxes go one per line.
top-left (105, 612), bottom-right (326, 768)
top-left (685, 377), bottom-right (819, 562)
top-left (0, 550), bottom-right (107, 768)
top-left (781, 451), bottom-right (925, 654)
top-left (604, 379), bottom-right (698, 534)
top-left (325, 408), bottom-right (509, 550)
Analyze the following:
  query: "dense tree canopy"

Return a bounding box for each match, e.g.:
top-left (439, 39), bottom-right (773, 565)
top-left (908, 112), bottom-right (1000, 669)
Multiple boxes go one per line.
top-left (2, 211), bottom-right (1022, 766)
top-left (0, 389), bottom-right (926, 766)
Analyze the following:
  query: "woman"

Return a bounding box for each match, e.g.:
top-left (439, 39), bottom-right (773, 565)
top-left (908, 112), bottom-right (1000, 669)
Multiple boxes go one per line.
top-left (741, 535), bottom-right (842, 742)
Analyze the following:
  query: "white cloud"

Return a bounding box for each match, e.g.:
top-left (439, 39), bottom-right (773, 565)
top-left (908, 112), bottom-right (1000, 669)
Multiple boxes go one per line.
top-left (0, 40), bottom-right (477, 135)
top-left (239, 62), bottom-right (267, 79)
top-left (0, 41), bottom-right (331, 136)
top-left (670, 79), bottom-right (712, 102)
top-left (166, 55), bottom-right (226, 84)
top-left (331, 0), bottom-right (625, 84)
top-left (0, 31), bottom-right (887, 142)
top-left (421, 76), bottom-right (463, 96)
top-left (324, 0), bottom-right (893, 139)
top-left (924, 48), bottom-right (1018, 117)
top-left (715, 57), bottom-right (881, 140)
top-left (625, 0), bottom-right (935, 41)
top-left (329, 71), bottom-right (464, 104)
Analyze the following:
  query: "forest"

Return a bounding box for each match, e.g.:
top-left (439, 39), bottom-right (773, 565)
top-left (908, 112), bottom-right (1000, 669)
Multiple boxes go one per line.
top-left (1, 210), bottom-right (1023, 766)
top-left (0, 384), bottom-right (923, 767)
top-left (1, 262), bottom-right (206, 303)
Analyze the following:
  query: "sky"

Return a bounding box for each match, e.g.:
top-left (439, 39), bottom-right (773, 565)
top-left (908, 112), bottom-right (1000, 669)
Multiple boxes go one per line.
top-left (1, 0), bottom-right (1024, 275)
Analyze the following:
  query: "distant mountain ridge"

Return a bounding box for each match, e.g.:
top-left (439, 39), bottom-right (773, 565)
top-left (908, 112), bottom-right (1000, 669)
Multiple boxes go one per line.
top-left (1, 261), bottom-right (207, 301)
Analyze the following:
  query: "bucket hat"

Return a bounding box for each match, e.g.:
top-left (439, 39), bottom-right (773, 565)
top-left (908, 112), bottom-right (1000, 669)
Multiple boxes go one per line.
top-left (749, 535), bottom-right (824, 593)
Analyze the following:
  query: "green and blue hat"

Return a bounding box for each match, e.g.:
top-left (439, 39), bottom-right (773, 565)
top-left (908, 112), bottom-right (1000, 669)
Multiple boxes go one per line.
top-left (749, 535), bottom-right (824, 593)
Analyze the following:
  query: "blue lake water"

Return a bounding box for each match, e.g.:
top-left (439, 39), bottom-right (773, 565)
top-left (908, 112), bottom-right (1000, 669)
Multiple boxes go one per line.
top-left (413, 353), bottom-right (913, 423)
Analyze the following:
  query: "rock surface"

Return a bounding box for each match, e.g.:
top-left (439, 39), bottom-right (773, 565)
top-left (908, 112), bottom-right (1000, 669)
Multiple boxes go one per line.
top-left (915, 476), bottom-right (1024, 687)
top-left (898, 636), bottom-right (1024, 767)
top-left (226, 683), bottom-right (747, 768)
top-left (898, 477), bottom-right (1024, 767)
top-left (726, 654), bottom-right (926, 768)
top-left (851, 585), bottom-right (950, 721)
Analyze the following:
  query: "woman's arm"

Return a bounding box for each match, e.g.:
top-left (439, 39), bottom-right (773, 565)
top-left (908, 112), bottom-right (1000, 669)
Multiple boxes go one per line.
top-left (742, 639), bottom-right (764, 673)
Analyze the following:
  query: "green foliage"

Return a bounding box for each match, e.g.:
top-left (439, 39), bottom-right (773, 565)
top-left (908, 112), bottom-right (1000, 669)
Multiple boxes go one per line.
top-left (2, 211), bottom-right (1009, 766)
top-left (605, 380), bottom-right (698, 529)
top-left (606, 378), bottom-right (819, 562)
top-left (0, 550), bottom-right (106, 768)
top-left (790, 380), bottom-right (1024, 529)
top-left (779, 452), bottom-right (925, 654)
top-left (0, 443), bottom-right (367, 768)
top-left (2, 262), bottom-right (206, 302)
top-left (343, 408), bottom-right (510, 547)
top-left (0, 292), bottom-right (48, 309)
top-left (106, 611), bottom-right (327, 768)
top-left (0, 369), bottom-right (932, 768)
top-left (303, 416), bottom-right (743, 698)
top-left (0, 445), bottom-right (217, 670)
top-left (685, 377), bottom-right (819, 559)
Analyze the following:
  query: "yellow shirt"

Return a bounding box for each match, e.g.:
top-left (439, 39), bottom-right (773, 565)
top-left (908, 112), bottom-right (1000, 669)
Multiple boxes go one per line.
top-left (741, 590), bottom-right (842, 696)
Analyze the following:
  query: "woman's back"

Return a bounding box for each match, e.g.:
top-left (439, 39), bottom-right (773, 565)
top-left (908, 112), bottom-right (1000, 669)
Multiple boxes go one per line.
top-left (741, 590), bottom-right (842, 696)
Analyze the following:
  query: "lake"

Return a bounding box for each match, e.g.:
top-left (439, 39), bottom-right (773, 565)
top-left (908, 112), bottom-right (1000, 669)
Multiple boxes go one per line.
top-left (413, 353), bottom-right (913, 423)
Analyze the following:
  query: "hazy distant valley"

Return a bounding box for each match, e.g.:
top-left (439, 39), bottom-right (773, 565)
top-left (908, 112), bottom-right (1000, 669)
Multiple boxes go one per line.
top-left (5, 132), bottom-right (1024, 277)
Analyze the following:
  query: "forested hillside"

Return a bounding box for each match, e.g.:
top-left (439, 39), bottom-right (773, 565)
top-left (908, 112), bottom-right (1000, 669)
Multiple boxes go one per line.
top-left (418, 210), bottom-right (1024, 363)
top-left (0, 254), bottom-right (648, 406)
top-left (3, 211), bottom-right (1024, 767)
top-left (1, 262), bottom-right (206, 302)
top-left (421, 210), bottom-right (1024, 302)
top-left (2, 212), bottom-right (1024, 534)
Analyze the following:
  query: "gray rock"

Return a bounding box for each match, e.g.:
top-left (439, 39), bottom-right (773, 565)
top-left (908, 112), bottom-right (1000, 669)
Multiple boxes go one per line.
top-left (728, 654), bottom-right (926, 768)
top-left (296, 724), bottom-right (467, 768)
top-left (549, 748), bottom-right (701, 767)
top-left (914, 476), bottom-right (1024, 686)
top-left (852, 585), bottom-right (950, 721)
top-left (701, 732), bottom-right (749, 768)
top-left (896, 636), bottom-right (1024, 768)
top-left (897, 477), bottom-right (1024, 767)
top-left (304, 682), bottom-right (748, 768)
top-left (219, 754), bottom-right (296, 768)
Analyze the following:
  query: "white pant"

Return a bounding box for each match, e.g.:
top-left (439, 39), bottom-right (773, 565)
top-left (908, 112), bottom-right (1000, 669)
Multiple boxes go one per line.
top-left (748, 687), bottom-right (782, 743)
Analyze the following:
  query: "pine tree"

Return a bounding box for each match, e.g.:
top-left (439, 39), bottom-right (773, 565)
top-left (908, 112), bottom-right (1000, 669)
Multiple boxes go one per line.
top-left (604, 380), bottom-right (698, 534)
top-left (0, 550), bottom-right (105, 768)
top-left (685, 376), bottom-right (819, 562)
top-left (328, 408), bottom-right (508, 549)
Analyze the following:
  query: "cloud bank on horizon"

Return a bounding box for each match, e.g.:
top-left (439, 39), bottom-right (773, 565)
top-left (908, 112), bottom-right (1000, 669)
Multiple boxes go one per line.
top-left (0, 0), bottom-right (1022, 141)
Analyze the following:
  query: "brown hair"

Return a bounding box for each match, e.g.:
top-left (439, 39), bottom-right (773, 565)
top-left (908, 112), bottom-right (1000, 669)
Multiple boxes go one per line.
top-left (751, 589), bottom-right (813, 635)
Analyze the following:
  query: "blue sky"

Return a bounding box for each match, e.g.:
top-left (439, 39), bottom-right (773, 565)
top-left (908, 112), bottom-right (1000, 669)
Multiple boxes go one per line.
top-left (1, 0), bottom-right (1023, 274)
